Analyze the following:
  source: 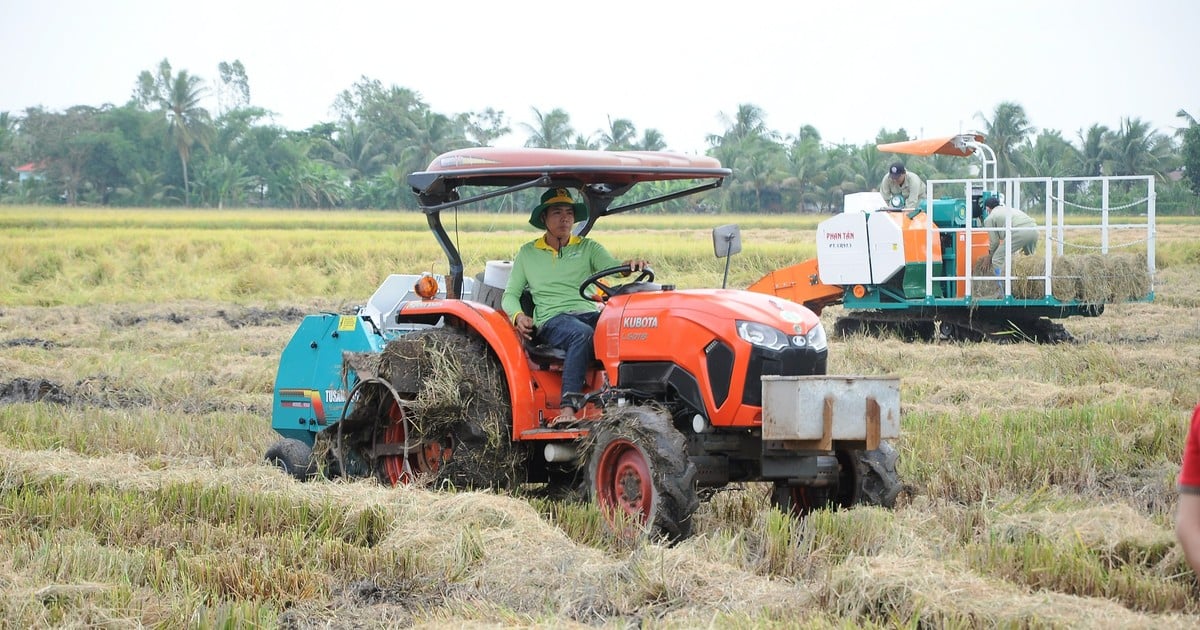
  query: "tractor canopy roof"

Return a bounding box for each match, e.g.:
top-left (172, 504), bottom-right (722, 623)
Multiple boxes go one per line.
top-left (409, 147), bottom-right (729, 222)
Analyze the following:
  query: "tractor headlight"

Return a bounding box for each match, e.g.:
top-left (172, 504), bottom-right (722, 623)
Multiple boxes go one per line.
top-left (792, 322), bottom-right (828, 352)
top-left (736, 321), bottom-right (791, 351)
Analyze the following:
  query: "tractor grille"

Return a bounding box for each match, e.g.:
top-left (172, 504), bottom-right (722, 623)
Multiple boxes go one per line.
top-left (742, 346), bottom-right (827, 406)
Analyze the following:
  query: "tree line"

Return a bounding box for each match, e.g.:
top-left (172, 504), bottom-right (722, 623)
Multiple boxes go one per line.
top-left (0, 58), bottom-right (1196, 214)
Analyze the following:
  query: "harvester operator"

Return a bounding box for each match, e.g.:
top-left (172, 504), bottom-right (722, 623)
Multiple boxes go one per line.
top-left (982, 196), bottom-right (1038, 274)
top-left (502, 188), bottom-right (648, 424)
top-left (879, 161), bottom-right (925, 209)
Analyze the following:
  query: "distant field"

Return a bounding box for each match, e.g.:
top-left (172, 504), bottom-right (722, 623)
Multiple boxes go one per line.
top-left (2, 206), bottom-right (1200, 627)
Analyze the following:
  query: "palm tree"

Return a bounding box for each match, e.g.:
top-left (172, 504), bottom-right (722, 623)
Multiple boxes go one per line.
top-left (1101, 116), bottom-right (1175, 179)
top-left (331, 120), bottom-right (386, 180)
top-left (599, 116), bottom-right (637, 150)
top-left (1016, 131), bottom-right (1081, 204)
top-left (137, 59), bottom-right (213, 206)
top-left (399, 109), bottom-right (469, 177)
top-left (521, 107), bottom-right (573, 149)
top-left (1076, 124), bottom-right (1109, 177)
top-left (636, 129), bottom-right (667, 151)
top-left (976, 102), bottom-right (1035, 178)
top-left (784, 129), bottom-right (825, 211)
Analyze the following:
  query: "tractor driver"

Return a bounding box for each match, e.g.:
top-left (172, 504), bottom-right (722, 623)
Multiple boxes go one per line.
top-left (501, 188), bottom-right (648, 424)
top-left (879, 161), bottom-right (925, 209)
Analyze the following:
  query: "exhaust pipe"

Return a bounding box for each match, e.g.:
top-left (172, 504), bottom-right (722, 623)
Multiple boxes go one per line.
top-left (543, 443), bottom-right (578, 463)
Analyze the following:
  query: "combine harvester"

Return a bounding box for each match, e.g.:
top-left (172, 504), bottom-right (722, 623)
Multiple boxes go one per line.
top-left (748, 134), bottom-right (1156, 342)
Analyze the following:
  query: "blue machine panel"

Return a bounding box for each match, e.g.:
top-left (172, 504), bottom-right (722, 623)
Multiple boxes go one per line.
top-left (271, 314), bottom-right (383, 444)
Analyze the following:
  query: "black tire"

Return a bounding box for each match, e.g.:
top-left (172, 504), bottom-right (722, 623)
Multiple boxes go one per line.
top-left (770, 441), bottom-right (901, 516)
top-left (585, 406), bottom-right (699, 542)
top-left (265, 438), bottom-right (318, 481)
top-left (832, 440), bottom-right (902, 508)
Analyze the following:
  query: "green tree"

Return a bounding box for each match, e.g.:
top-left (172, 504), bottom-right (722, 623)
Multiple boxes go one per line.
top-left (1076, 124), bottom-right (1109, 177)
top-left (216, 60), bottom-right (250, 115)
top-left (599, 116), bottom-right (637, 150)
top-left (0, 111), bottom-right (16, 187)
top-left (136, 59), bottom-right (214, 206)
top-left (1102, 116), bottom-right (1175, 179)
top-left (17, 105), bottom-right (121, 205)
top-left (330, 120), bottom-right (385, 180)
top-left (400, 109), bottom-right (469, 177)
top-left (116, 168), bottom-right (176, 206)
top-left (636, 128), bottom-right (667, 151)
top-left (522, 107), bottom-right (573, 149)
top-left (460, 108), bottom-right (510, 147)
top-left (1178, 109), bottom-right (1200, 196)
top-left (976, 101), bottom-right (1035, 178)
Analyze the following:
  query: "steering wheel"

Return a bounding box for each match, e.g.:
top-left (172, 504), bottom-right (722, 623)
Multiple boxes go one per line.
top-left (579, 264), bottom-right (656, 302)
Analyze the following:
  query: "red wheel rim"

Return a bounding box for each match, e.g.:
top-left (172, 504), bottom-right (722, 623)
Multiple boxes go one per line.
top-left (595, 438), bottom-right (652, 526)
top-left (381, 399), bottom-right (450, 485)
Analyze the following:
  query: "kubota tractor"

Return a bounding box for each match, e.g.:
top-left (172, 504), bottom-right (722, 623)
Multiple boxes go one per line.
top-left (266, 147), bottom-right (902, 540)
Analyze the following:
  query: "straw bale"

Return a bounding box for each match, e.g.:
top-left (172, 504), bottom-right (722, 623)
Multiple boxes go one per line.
top-left (1104, 253), bottom-right (1151, 301)
top-left (1077, 253), bottom-right (1113, 302)
top-left (1010, 256), bottom-right (1046, 299)
top-left (1049, 255), bottom-right (1080, 301)
top-left (971, 254), bottom-right (1002, 298)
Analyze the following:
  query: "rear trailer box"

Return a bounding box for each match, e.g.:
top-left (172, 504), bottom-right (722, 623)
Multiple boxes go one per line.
top-left (761, 375), bottom-right (900, 449)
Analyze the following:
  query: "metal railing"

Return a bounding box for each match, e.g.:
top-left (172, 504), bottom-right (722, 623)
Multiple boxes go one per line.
top-left (920, 175), bottom-right (1155, 301)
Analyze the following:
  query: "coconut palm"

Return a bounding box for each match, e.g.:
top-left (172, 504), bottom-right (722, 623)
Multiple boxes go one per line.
top-left (599, 117), bottom-right (637, 150)
top-left (521, 107), bottom-right (573, 149)
top-left (636, 129), bottom-right (667, 151)
top-left (1101, 116), bottom-right (1175, 179)
top-left (976, 102), bottom-right (1035, 178)
top-left (136, 59), bottom-right (214, 206)
top-left (1076, 124), bottom-right (1109, 177)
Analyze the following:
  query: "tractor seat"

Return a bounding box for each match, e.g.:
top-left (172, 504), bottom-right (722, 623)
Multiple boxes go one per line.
top-left (524, 339), bottom-right (567, 364)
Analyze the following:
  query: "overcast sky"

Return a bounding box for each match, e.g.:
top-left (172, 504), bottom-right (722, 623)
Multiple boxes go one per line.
top-left (2, 0), bottom-right (1197, 154)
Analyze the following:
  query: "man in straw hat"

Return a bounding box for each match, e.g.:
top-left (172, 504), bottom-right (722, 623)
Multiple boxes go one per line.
top-left (502, 188), bottom-right (648, 424)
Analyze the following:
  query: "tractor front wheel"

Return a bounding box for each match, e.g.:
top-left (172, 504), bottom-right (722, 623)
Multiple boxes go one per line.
top-left (586, 406), bottom-right (699, 542)
top-left (770, 441), bottom-right (902, 517)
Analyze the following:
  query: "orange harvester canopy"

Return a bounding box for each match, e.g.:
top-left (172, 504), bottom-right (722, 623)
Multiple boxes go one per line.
top-left (876, 133), bottom-right (986, 157)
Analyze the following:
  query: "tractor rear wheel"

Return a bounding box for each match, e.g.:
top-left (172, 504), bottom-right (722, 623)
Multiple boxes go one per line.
top-left (586, 406), bottom-right (699, 542)
top-left (378, 399), bottom-right (453, 484)
top-left (373, 328), bottom-right (519, 490)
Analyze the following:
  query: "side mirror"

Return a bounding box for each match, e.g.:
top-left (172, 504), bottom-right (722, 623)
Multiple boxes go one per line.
top-left (712, 224), bottom-right (742, 258)
top-left (712, 224), bottom-right (741, 289)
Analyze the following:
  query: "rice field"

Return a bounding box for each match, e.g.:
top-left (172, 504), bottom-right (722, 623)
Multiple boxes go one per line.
top-left (2, 205), bottom-right (1200, 628)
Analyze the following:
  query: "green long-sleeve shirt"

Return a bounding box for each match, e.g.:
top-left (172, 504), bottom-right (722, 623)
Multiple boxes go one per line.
top-left (501, 235), bottom-right (624, 328)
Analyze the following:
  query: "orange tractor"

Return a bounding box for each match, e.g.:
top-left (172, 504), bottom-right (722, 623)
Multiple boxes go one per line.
top-left (267, 147), bottom-right (902, 540)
